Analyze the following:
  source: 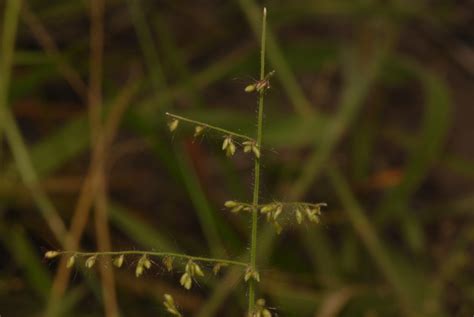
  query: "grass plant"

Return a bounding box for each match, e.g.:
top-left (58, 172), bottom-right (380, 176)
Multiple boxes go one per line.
top-left (44, 8), bottom-right (325, 316)
top-left (1, 0), bottom-right (463, 316)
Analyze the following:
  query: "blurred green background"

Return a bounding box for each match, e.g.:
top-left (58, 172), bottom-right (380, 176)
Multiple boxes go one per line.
top-left (1, 0), bottom-right (473, 316)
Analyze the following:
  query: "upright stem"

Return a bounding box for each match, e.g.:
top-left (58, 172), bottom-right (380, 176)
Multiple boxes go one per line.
top-left (248, 7), bottom-right (266, 314)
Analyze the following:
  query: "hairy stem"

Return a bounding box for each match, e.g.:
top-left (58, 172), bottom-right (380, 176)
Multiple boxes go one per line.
top-left (56, 250), bottom-right (247, 267)
top-left (248, 6), bottom-right (266, 313)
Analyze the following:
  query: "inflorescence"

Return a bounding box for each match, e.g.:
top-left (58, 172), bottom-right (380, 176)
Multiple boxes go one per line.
top-left (43, 9), bottom-right (326, 316)
top-left (224, 200), bottom-right (326, 234)
top-left (44, 250), bottom-right (247, 283)
top-left (165, 112), bottom-right (261, 159)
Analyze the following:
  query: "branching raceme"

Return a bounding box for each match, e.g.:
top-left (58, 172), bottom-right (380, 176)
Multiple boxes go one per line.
top-left (44, 8), bottom-right (325, 317)
top-left (45, 250), bottom-right (246, 301)
top-left (224, 201), bottom-right (326, 234)
top-left (166, 112), bottom-right (260, 158)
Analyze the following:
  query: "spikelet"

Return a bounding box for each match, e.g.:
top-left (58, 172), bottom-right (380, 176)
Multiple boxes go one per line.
top-left (168, 119), bottom-right (179, 132)
top-left (113, 255), bottom-right (124, 268)
top-left (44, 251), bottom-right (59, 259)
top-left (85, 255), bottom-right (97, 268)
top-left (66, 255), bottom-right (76, 268)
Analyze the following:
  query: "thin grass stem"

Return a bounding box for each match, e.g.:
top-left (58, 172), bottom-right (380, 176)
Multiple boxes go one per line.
top-left (248, 6), bottom-right (267, 314)
top-left (228, 201), bottom-right (326, 209)
top-left (166, 112), bottom-right (255, 142)
top-left (56, 250), bottom-right (248, 267)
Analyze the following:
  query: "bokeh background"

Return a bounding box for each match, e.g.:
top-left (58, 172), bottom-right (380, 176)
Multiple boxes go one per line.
top-left (1, 0), bottom-right (473, 316)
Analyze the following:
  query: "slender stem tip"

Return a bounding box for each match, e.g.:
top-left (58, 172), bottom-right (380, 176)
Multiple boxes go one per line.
top-left (263, 7), bottom-right (267, 16)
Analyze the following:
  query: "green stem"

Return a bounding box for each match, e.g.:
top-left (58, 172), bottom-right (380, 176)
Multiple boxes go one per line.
top-left (248, 6), bottom-right (266, 314)
top-left (238, 0), bottom-right (314, 116)
top-left (57, 250), bottom-right (247, 267)
top-left (166, 112), bottom-right (255, 142)
top-left (228, 201), bottom-right (327, 209)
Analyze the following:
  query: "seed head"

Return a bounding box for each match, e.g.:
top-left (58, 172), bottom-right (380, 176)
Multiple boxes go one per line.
top-left (273, 204), bottom-right (282, 221)
top-left (295, 209), bottom-right (303, 224)
top-left (186, 260), bottom-right (204, 277)
top-left (180, 272), bottom-right (192, 290)
top-left (231, 205), bottom-right (244, 213)
top-left (194, 125), bottom-right (205, 137)
top-left (245, 84), bottom-right (256, 93)
top-left (168, 119), bottom-right (179, 132)
top-left (163, 294), bottom-right (182, 316)
top-left (243, 141), bottom-right (253, 153)
top-left (113, 254), bottom-right (124, 268)
top-left (163, 256), bottom-right (174, 272)
top-left (252, 298), bottom-right (272, 317)
top-left (244, 267), bottom-right (260, 282)
top-left (136, 254), bottom-right (151, 277)
top-left (243, 141), bottom-right (260, 158)
top-left (144, 258), bottom-right (152, 269)
top-left (135, 264), bottom-right (144, 277)
top-left (66, 255), bottom-right (76, 268)
top-left (222, 136), bottom-right (236, 157)
top-left (195, 264), bottom-right (204, 277)
top-left (260, 204), bottom-right (276, 214)
top-left (44, 251), bottom-right (59, 259)
top-left (180, 260), bottom-right (205, 290)
top-left (85, 255), bottom-right (97, 268)
top-left (305, 207), bottom-right (320, 223)
top-left (224, 200), bottom-right (239, 208)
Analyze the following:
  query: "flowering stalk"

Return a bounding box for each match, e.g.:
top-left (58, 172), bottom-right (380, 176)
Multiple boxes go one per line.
top-left (248, 7), bottom-right (267, 313)
top-left (42, 8), bottom-right (324, 316)
top-left (166, 112), bottom-right (255, 142)
top-left (47, 250), bottom-right (247, 267)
